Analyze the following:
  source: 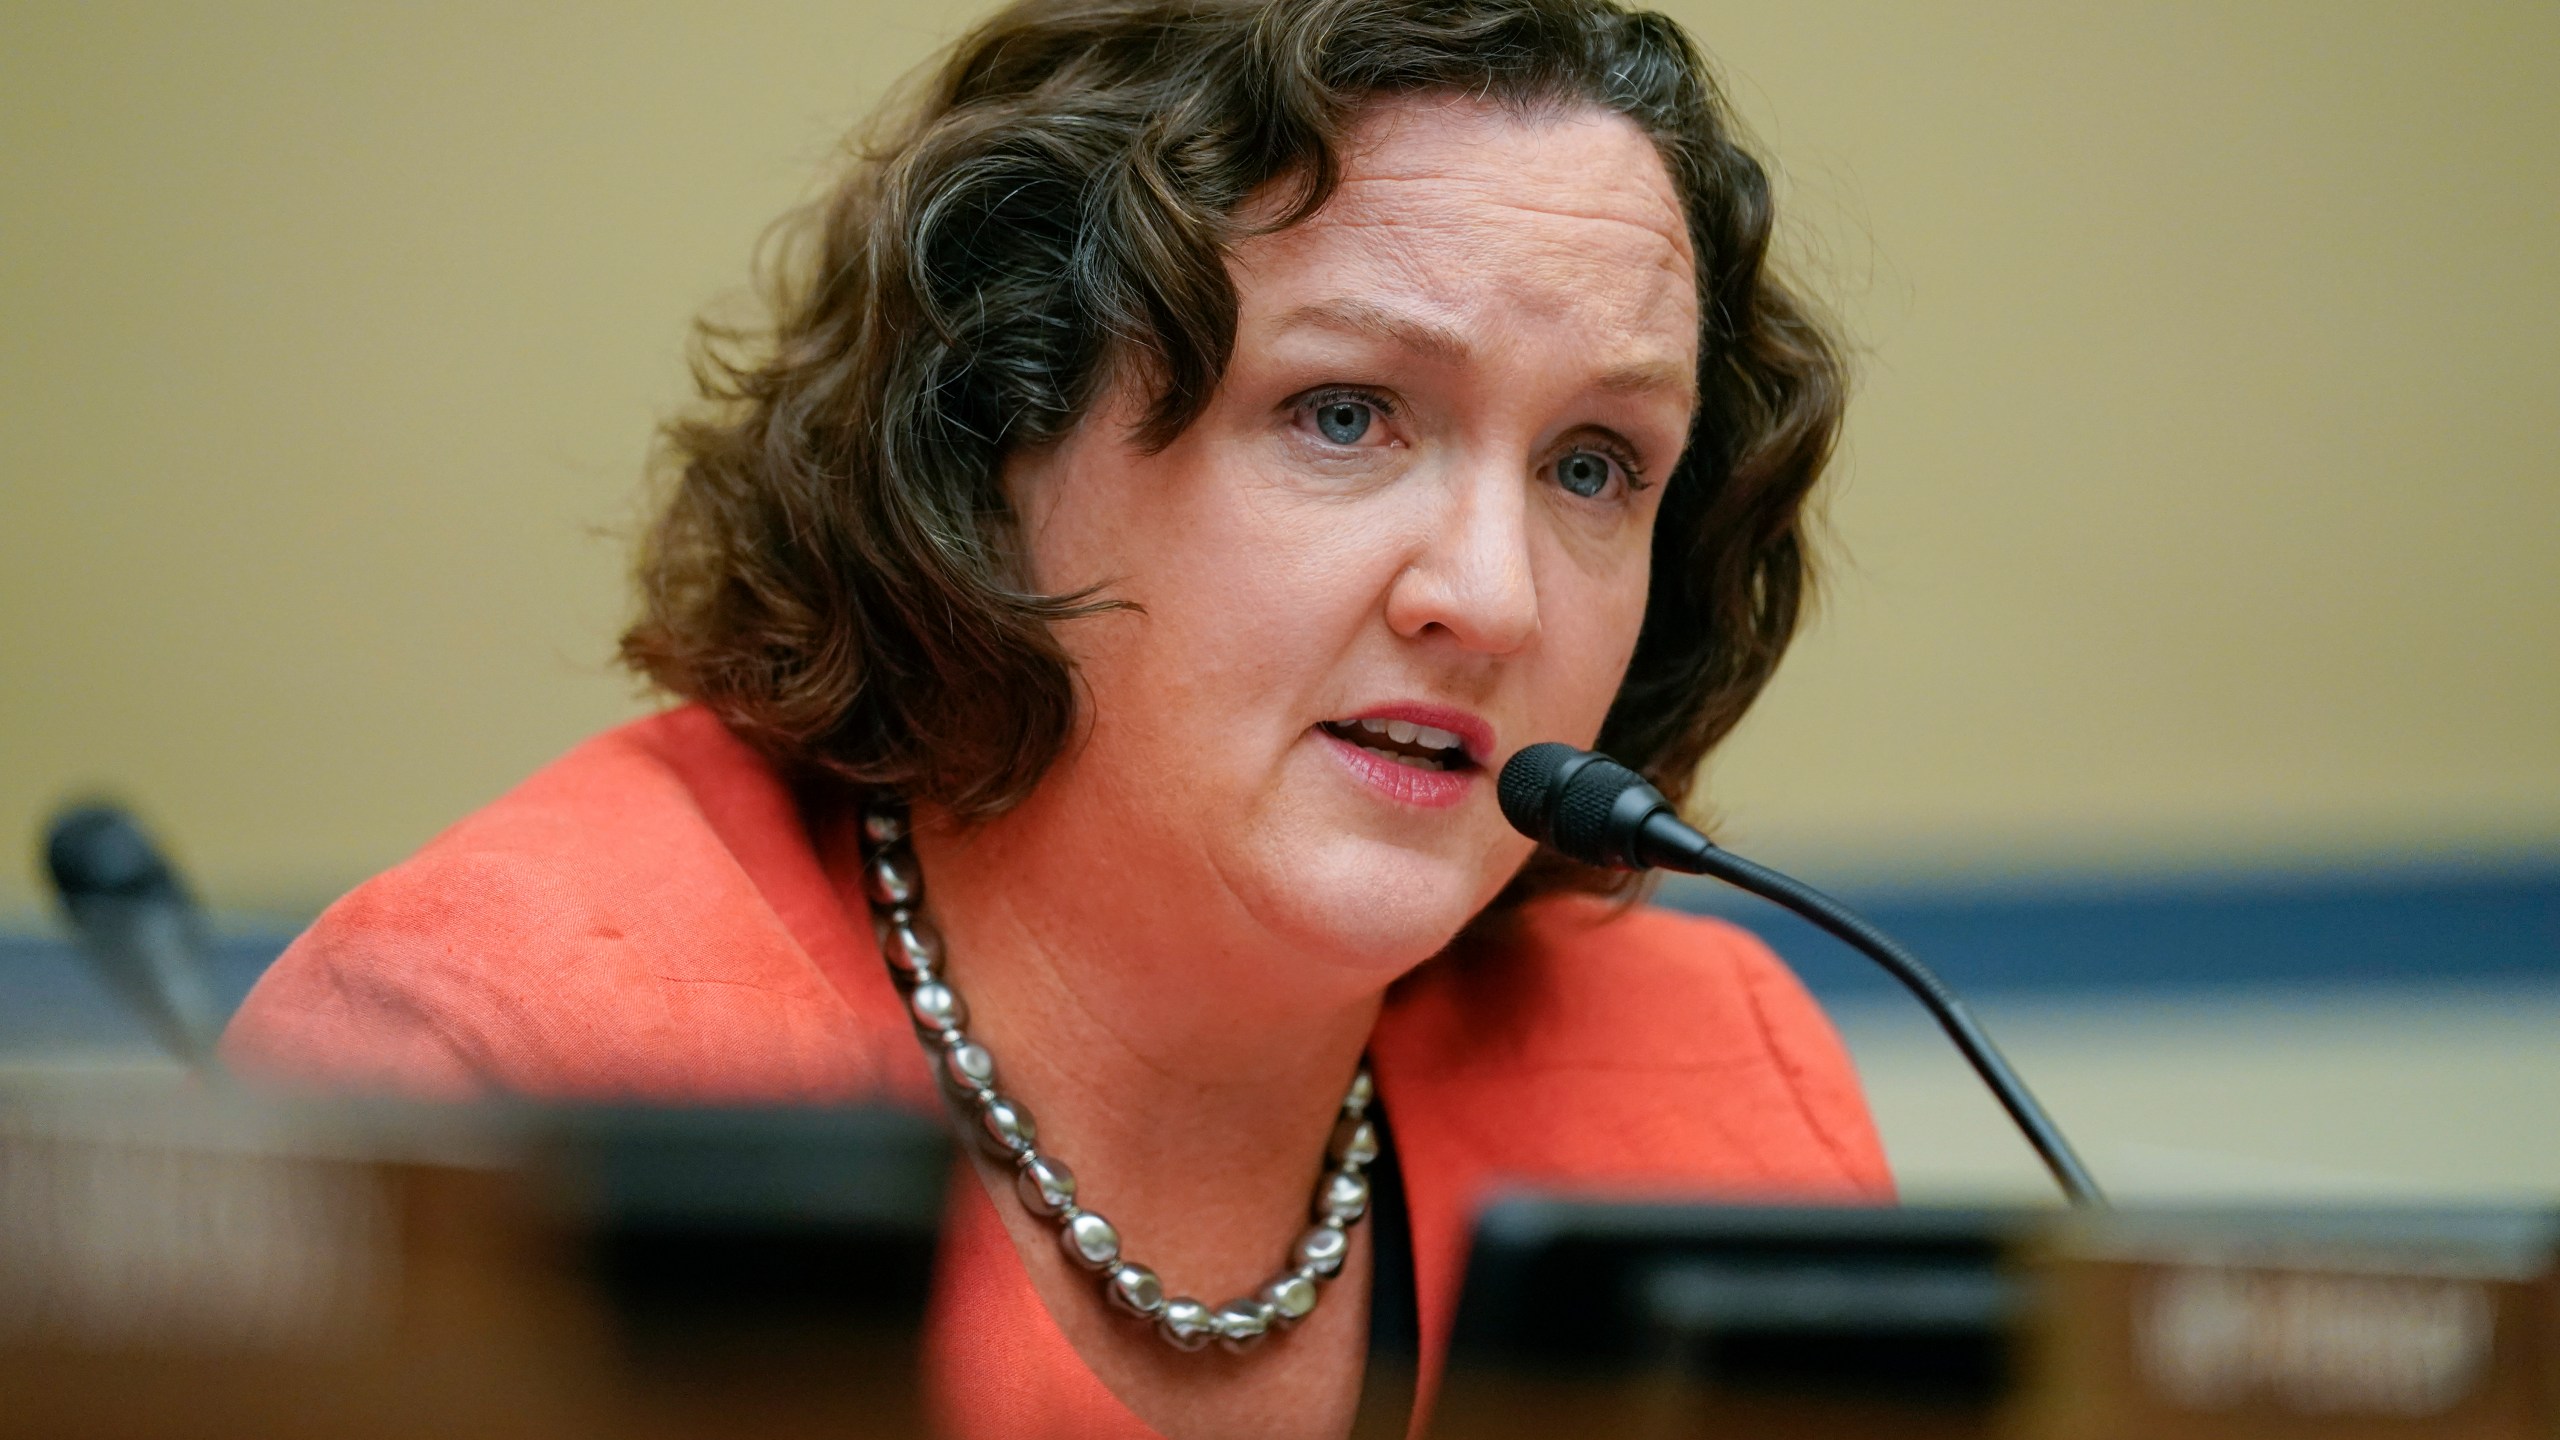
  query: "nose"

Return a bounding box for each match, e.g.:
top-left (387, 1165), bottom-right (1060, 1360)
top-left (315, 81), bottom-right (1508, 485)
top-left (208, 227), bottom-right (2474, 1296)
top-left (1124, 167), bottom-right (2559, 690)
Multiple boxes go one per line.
top-left (1383, 461), bottom-right (1541, 655)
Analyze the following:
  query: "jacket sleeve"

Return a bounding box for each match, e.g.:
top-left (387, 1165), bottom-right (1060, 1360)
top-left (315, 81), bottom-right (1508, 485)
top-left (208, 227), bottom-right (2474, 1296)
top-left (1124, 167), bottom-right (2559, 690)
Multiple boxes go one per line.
top-left (221, 921), bottom-right (490, 1099)
top-left (219, 857), bottom-right (523, 1100)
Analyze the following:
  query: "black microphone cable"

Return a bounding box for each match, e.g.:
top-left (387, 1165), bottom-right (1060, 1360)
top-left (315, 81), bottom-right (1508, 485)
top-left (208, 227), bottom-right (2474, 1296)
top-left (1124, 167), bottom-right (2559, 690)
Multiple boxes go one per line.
top-left (1500, 742), bottom-right (2104, 1208)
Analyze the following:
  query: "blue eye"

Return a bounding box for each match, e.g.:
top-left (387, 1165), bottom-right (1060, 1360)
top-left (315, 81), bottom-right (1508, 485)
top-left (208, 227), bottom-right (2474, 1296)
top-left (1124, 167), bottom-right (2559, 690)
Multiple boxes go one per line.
top-left (1314, 400), bottom-right (1373, 445)
top-left (1554, 449), bottom-right (1615, 498)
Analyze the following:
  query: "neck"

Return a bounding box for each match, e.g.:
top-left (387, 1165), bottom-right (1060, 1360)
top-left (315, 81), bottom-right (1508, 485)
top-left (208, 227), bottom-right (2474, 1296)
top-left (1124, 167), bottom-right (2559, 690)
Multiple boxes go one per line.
top-left (904, 790), bottom-right (1387, 1299)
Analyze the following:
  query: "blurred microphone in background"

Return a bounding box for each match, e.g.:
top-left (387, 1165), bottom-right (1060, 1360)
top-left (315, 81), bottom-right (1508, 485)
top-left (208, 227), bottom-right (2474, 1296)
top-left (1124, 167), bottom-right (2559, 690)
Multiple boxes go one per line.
top-left (43, 802), bottom-right (225, 1077)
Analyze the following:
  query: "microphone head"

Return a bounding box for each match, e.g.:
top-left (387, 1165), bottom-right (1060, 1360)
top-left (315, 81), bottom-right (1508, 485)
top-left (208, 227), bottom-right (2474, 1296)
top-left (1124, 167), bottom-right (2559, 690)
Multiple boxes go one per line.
top-left (1498, 742), bottom-right (1662, 868)
top-left (44, 802), bottom-right (184, 906)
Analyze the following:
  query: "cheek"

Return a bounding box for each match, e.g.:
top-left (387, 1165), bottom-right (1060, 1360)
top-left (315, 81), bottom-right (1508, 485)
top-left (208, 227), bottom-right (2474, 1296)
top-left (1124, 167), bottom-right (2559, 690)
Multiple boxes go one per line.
top-left (1115, 509), bottom-right (1396, 739)
top-left (1023, 436), bottom-right (1395, 740)
top-left (1536, 539), bottom-right (1656, 738)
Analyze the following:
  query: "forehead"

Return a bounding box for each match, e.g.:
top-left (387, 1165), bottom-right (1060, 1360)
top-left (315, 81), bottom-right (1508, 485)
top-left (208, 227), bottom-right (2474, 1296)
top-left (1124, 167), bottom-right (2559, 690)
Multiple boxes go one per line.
top-left (1231, 96), bottom-right (1700, 370)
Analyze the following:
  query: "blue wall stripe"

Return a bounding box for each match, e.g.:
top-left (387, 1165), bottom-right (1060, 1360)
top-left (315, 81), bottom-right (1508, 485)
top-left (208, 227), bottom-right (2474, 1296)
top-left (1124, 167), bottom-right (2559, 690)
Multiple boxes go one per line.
top-left (0, 932), bottom-right (284, 1055)
top-left (1661, 860), bottom-right (2560, 1002)
top-left (6, 860), bottom-right (2555, 1054)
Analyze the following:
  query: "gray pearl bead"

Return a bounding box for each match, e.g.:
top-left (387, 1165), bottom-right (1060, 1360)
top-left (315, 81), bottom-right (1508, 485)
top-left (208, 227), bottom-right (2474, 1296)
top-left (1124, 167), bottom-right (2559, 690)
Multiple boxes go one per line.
top-left (882, 913), bottom-right (943, 977)
top-left (1315, 1168), bottom-right (1370, 1225)
top-left (1106, 1262), bottom-right (1166, 1318)
top-left (943, 1039), bottom-right (997, 1095)
top-left (860, 807), bottom-right (907, 847)
top-left (978, 1094), bottom-right (1037, 1155)
top-left (1158, 1297), bottom-right (1215, 1351)
top-left (1213, 1297), bottom-right (1275, 1352)
top-left (1262, 1272), bottom-right (1319, 1325)
top-left (908, 981), bottom-right (967, 1035)
top-left (1343, 1068), bottom-right (1374, 1116)
top-left (1328, 1116), bottom-right (1379, 1170)
top-left (1014, 1152), bottom-right (1075, 1217)
top-left (1293, 1221), bottom-right (1350, 1278)
top-left (1059, 1209), bottom-right (1121, 1270)
top-left (865, 848), bottom-right (921, 908)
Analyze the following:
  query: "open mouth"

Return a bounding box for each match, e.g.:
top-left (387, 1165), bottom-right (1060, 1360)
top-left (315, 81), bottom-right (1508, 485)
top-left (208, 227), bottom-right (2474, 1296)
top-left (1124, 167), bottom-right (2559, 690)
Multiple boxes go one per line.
top-left (1318, 717), bottom-right (1476, 773)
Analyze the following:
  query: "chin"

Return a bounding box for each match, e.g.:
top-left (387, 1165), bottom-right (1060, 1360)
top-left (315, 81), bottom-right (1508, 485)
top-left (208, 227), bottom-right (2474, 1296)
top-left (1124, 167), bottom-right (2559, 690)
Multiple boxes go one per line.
top-left (1235, 829), bottom-right (1501, 975)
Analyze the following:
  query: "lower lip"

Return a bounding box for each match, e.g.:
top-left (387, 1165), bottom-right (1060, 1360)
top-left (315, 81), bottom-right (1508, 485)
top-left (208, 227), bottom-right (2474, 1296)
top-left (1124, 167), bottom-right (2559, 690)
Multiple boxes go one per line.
top-left (1317, 729), bottom-right (1476, 809)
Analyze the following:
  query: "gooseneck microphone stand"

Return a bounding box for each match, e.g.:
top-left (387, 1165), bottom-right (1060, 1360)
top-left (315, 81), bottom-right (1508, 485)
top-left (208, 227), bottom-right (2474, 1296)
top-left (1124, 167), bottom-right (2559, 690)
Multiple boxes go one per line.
top-left (1500, 742), bottom-right (2104, 1208)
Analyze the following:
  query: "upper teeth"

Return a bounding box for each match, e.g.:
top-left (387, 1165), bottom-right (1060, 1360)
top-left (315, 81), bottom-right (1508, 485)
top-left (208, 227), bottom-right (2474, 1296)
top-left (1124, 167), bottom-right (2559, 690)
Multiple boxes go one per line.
top-left (1355, 717), bottom-right (1462, 751)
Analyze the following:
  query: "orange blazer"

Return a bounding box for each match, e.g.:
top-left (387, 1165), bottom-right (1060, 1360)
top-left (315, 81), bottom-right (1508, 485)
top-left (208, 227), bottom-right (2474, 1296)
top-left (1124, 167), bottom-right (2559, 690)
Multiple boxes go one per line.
top-left (222, 706), bottom-right (1891, 1438)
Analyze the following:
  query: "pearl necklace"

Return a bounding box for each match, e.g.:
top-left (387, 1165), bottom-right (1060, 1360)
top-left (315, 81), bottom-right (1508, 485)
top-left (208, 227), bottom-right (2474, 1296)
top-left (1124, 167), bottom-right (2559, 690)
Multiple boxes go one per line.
top-left (856, 801), bottom-right (1380, 1353)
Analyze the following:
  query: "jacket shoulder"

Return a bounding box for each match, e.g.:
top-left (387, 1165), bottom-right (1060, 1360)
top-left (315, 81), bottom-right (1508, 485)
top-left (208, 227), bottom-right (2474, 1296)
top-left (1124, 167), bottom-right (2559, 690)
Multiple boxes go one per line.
top-left (1387, 896), bottom-right (1893, 1196)
top-left (220, 709), bottom-right (905, 1103)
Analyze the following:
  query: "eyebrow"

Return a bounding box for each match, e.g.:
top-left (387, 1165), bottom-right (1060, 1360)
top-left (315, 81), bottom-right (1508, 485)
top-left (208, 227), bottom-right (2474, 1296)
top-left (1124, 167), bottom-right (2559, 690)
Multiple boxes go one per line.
top-left (1591, 358), bottom-right (1699, 410)
top-left (1271, 296), bottom-right (1698, 411)
top-left (1273, 297), bottom-right (1470, 365)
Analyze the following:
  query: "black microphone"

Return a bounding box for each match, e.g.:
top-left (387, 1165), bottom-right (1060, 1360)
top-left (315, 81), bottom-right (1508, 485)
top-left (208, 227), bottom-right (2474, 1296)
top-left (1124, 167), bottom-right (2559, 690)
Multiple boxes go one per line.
top-left (43, 802), bottom-right (227, 1076)
top-left (1500, 743), bottom-right (2103, 1207)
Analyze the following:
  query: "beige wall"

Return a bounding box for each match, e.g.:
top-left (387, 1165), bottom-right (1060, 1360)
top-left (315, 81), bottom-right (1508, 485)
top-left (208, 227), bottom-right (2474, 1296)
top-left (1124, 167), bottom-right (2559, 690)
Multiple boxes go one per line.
top-left (5, 2), bottom-right (2555, 920)
top-left (1842, 984), bottom-right (2560, 1203)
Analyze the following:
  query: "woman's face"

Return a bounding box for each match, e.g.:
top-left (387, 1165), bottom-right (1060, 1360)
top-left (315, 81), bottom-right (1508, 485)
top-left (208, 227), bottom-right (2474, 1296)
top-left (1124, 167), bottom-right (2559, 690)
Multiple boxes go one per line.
top-left (1006, 95), bottom-right (1700, 972)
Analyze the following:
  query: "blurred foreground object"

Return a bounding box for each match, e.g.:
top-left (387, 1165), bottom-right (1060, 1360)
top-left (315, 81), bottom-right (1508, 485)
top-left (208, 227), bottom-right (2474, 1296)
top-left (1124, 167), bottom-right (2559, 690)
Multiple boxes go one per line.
top-left (0, 1084), bottom-right (948, 1440)
top-left (3, 1085), bottom-right (2552, 1438)
top-left (1445, 1197), bottom-right (2560, 1440)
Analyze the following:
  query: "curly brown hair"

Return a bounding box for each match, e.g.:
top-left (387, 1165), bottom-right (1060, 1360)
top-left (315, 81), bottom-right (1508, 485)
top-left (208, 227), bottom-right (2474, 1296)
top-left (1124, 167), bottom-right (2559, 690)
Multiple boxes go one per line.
top-left (622, 0), bottom-right (1845, 909)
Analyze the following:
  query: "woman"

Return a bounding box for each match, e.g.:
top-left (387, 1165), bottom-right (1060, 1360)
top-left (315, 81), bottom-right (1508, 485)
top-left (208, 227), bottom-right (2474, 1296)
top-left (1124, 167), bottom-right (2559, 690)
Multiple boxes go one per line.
top-left (223, 0), bottom-right (1889, 1435)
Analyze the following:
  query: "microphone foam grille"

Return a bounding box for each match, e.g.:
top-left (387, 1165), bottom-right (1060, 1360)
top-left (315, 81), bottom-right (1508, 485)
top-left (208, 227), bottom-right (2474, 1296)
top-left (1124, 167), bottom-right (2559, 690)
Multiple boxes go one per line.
top-left (1553, 757), bottom-right (1642, 863)
top-left (1497, 743), bottom-right (1580, 840)
top-left (45, 804), bottom-right (173, 901)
